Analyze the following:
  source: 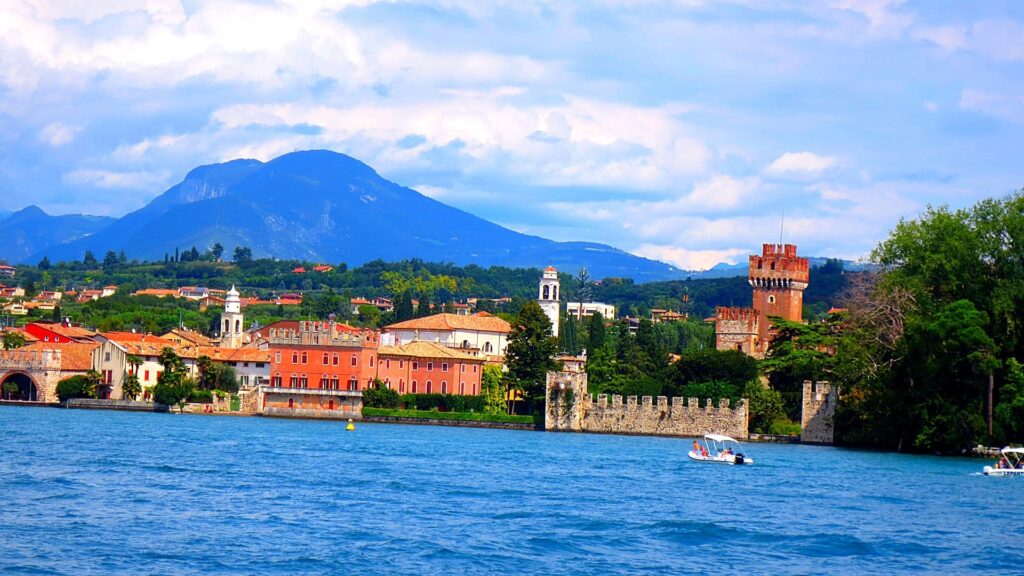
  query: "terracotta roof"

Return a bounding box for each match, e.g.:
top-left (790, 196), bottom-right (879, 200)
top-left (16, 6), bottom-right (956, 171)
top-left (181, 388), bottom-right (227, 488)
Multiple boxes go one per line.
top-left (134, 288), bottom-right (180, 297)
top-left (544, 266), bottom-right (556, 272)
top-left (23, 341), bottom-right (99, 371)
top-left (2, 327), bottom-right (38, 342)
top-left (161, 329), bottom-right (216, 346)
top-left (100, 333), bottom-right (184, 357)
top-left (377, 341), bottom-right (484, 361)
top-left (196, 347), bottom-right (273, 363)
top-left (29, 322), bottom-right (97, 341)
top-left (385, 313), bottom-right (511, 334)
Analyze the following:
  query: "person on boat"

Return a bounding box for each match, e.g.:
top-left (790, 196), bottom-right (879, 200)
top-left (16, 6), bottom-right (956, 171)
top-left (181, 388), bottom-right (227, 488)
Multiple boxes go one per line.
top-left (701, 446), bottom-right (709, 457)
top-left (692, 440), bottom-right (701, 453)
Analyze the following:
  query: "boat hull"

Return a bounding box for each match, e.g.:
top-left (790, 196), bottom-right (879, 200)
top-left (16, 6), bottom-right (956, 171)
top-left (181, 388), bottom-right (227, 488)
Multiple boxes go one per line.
top-left (688, 450), bottom-right (754, 465)
top-left (983, 466), bottom-right (1024, 477)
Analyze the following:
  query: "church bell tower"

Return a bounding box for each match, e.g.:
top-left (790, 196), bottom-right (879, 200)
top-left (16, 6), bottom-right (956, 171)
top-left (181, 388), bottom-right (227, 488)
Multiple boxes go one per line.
top-left (221, 285), bottom-right (244, 349)
top-left (538, 266), bottom-right (560, 338)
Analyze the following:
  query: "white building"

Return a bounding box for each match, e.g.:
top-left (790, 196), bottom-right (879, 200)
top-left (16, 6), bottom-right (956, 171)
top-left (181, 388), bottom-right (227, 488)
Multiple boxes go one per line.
top-left (565, 302), bottom-right (616, 320)
top-left (383, 313), bottom-right (512, 357)
top-left (538, 266), bottom-right (560, 337)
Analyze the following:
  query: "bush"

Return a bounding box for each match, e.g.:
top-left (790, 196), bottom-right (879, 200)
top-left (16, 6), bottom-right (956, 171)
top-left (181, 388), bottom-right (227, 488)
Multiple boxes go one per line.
top-left (363, 385), bottom-right (400, 408)
top-left (768, 418), bottom-right (803, 436)
top-left (362, 407), bottom-right (534, 424)
top-left (398, 393), bottom-right (485, 412)
top-left (188, 389), bottom-right (213, 403)
top-left (56, 376), bottom-right (95, 402)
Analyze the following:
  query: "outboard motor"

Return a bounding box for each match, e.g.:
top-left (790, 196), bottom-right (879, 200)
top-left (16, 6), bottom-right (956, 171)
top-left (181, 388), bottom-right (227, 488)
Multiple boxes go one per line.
top-left (734, 453), bottom-right (745, 465)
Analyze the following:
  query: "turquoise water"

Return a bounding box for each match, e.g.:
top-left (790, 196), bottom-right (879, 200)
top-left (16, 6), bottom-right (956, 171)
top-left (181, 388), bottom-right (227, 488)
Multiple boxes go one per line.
top-left (0, 406), bottom-right (1020, 575)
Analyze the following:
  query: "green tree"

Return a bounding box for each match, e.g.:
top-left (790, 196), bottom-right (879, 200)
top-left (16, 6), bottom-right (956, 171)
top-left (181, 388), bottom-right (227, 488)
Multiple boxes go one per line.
top-left (37, 256), bottom-right (50, 270)
top-left (103, 250), bottom-right (119, 269)
top-left (504, 301), bottom-right (559, 409)
top-left (83, 250), bottom-right (97, 266)
top-left (395, 290), bottom-right (415, 322)
top-left (233, 246), bottom-right (253, 264)
top-left (122, 373), bottom-right (142, 401)
top-left (416, 292), bottom-right (432, 318)
top-left (481, 364), bottom-right (506, 414)
top-left (211, 242), bottom-right (224, 261)
top-left (153, 347), bottom-right (195, 411)
top-left (560, 314), bottom-right (580, 355)
top-left (357, 304), bottom-right (381, 326)
top-left (56, 375), bottom-right (96, 402)
top-left (2, 331), bottom-right (26, 350)
top-left (586, 312), bottom-right (606, 352)
top-left (573, 267), bottom-right (592, 320)
top-left (2, 381), bottom-right (18, 400)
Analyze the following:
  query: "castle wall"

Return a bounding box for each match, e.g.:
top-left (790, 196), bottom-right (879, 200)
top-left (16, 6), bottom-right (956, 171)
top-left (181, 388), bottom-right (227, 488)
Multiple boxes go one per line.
top-left (546, 370), bottom-right (748, 439)
top-left (714, 306), bottom-right (759, 356)
top-left (801, 380), bottom-right (838, 444)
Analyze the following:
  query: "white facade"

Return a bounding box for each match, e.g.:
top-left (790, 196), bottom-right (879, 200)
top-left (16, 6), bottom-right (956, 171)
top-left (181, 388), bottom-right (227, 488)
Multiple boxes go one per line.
top-left (221, 285), bottom-right (244, 348)
top-left (386, 328), bottom-right (509, 357)
top-left (538, 266), bottom-right (560, 337)
top-left (565, 302), bottom-right (616, 320)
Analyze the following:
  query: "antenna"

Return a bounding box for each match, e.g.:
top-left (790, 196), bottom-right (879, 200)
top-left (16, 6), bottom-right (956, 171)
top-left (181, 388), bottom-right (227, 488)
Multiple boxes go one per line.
top-left (779, 210), bottom-right (785, 246)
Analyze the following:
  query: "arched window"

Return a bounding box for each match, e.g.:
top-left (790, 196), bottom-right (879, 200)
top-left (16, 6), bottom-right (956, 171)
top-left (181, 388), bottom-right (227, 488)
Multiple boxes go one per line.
top-left (543, 285), bottom-right (549, 299)
top-left (426, 381), bottom-right (433, 393)
top-left (399, 379), bottom-right (405, 393)
top-left (459, 382), bottom-right (465, 394)
top-left (323, 353), bottom-right (329, 365)
top-left (223, 319), bottom-right (229, 332)
top-left (235, 319), bottom-right (241, 333)
top-left (553, 286), bottom-right (558, 300)
top-left (411, 380), bottom-right (418, 393)
top-left (301, 352), bottom-right (307, 364)
top-left (349, 377), bottom-right (358, 391)
top-left (292, 352), bottom-right (298, 364)
top-left (767, 295), bottom-right (776, 304)
top-left (351, 355), bottom-right (358, 367)
top-left (441, 381), bottom-right (447, 394)
top-left (483, 342), bottom-right (493, 353)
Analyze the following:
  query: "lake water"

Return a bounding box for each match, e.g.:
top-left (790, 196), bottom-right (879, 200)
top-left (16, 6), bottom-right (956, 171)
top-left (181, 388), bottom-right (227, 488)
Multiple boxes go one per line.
top-left (0, 406), bottom-right (1020, 575)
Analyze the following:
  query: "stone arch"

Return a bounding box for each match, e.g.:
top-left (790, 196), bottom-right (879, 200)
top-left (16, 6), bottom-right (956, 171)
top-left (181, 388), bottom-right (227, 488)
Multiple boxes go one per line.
top-left (1, 372), bottom-right (39, 402)
top-left (543, 285), bottom-right (550, 300)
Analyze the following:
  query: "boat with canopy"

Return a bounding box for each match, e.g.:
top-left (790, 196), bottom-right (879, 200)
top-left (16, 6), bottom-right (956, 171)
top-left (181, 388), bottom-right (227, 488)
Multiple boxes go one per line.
top-left (983, 446), bottom-right (1024, 476)
top-left (688, 433), bottom-right (754, 465)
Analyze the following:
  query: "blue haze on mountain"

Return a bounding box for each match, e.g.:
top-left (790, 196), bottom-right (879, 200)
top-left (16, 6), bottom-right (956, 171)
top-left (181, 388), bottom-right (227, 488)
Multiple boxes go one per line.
top-left (20, 150), bottom-right (690, 280)
top-left (0, 206), bottom-right (114, 264)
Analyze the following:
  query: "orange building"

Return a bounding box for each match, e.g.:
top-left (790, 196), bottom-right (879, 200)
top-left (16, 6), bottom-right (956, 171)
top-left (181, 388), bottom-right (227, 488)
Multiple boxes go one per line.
top-left (260, 320), bottom-right (380, 391)
top-left (376, 341), bottom-right (485, 395)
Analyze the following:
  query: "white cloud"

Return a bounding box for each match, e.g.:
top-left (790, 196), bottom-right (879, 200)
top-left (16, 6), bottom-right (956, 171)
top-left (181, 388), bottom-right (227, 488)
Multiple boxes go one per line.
top-left (64, 168), bottom-right (170, 190)
top-left (912, 25), bottom-right (967, 51)
top-left (633, 244), bottom-right (748, 270)
top-left (38, 122), bottom-right (80, 147)
top-left (970, 20), bottom-right (1024, 62)
top-left (766, 151), bottom-right (836, 175)
top-left (959, 89), bottom-right (1024, 123)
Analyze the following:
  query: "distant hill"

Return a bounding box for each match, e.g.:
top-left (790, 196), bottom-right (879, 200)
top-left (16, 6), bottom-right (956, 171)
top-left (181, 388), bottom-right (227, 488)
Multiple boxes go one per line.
top-left (685, 256), bottom-right (871, 279)
top-left (24, 150), bottom-right (684, 281)
top-left (0, 206), bottom-right (113, 264)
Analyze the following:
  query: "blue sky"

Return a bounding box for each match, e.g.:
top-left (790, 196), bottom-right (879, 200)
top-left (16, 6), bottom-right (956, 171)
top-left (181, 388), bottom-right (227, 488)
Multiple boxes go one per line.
top-left (1, 0), bottom-right (1022, 269)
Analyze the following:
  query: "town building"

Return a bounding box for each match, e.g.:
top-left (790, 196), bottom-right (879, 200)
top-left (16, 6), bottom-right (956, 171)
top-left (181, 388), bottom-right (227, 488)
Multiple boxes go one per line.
top-left (160, 328), bottom-right (216, 347)
top-left (565, 301), bottom-right (616, 320)
top-left (0, 265), bottom-right (15, 278)
top-left (376, 340), bottom-right (485, 395)
top-left (715, 243), bottom-right (809, 357)
top-left (258, 319), bottom-right (380, 391)
top-left (194, 346), bottom-right (272, 389)
top-left (383, 313), bottom-right (512, 358)
top-left (92, 332), bottom-right (190, 399)
top-left (24, 322), bottom-right (97, 344)
top-left (538, 266), bottom-right (560, 337)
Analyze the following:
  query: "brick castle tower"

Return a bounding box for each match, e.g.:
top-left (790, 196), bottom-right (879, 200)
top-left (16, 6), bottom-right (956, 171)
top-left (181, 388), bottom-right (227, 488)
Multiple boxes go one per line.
top-left (715, 243), bottom-right (809, 357)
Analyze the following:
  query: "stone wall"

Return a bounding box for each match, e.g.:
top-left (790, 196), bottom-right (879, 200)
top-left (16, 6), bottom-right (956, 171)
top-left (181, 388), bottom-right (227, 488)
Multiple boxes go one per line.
top-left (546, 370), bottom-right (748, 439)
top-left (0, 348), bottom-right (64, 402)
top-left (801, 380), bottom-right (838, 444)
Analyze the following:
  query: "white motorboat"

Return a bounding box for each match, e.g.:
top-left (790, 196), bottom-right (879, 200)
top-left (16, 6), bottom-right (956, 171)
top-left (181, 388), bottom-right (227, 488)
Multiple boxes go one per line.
top-left (688, 433), bottom-right (754, 465)
top-left (983, 446), bottom-right (1024, 476)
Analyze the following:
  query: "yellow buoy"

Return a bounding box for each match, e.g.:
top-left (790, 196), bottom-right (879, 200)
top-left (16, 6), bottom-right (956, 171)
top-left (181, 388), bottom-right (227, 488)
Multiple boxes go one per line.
top-left (346, 418), bottom-right (355, 431)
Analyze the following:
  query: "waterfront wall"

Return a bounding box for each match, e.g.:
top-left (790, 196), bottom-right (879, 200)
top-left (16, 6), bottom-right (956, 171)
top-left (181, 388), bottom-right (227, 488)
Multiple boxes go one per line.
top-left (546, 371), bottom-right (749, 439)
top-left (66, 399), bottom-right (169, 412)
top-left (801, 380), bottom-right (838, 444)
top-left (362, 415), bottom-right (534, 431)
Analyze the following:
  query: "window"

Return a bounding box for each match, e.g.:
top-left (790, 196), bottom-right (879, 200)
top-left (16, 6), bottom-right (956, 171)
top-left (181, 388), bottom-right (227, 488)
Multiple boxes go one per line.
top-left (105, 351), bottom-right (111, 362)
top-left (767, 295), bottom-right (776, 304)
top-left (473, 365), bottom-right (478, 374)
top-left (399, 360), bottom-right (404, 369)
top-left (460, 382), bottom-right (465, 394)
top-left (442, 363), bottom-right (448, 372)
top-left (289, 375), bottom-right (298, 387)
top-left (156, 371), bottom-right (163, 381)
top-left (349, 378), bottom-right (358, 391)
top-left (273, 375), bottom-right (282, 387)
top-left (426, 381), bottom-right (433, 393)
top-left (412, 362), bottom-right (418, 371)
top-left (44, 336), bottom-right (49, 342)
top-left (386, 359), bottom-right (391, 369)
top-left (331, 377), bottom-right (340, 390)
top-left (411, 380), bottom-right (417, 393)
top-left (461, 364), bottom-right (466, 373)
top-left (329, 400), bottom-right (335, 411)
top-left (288, 398), bottom-right (294, 408)
top-left (321, 375), bottom-right (329, 388)
top-left (483, 342), bottom-right (492, 353)
top-left (427, 362), bottom-right (433, 371)
top-left (333, 354), bottom-right (339, 366)
top-left (351, 355), bottom-right (358, 367)
top-left (399, 379), bottom-right (405, 393)
top-left (370, 356), bottom-right (374, 367)
top-left (144, 370), bottom-right (150, 381)
top-left (300, 375), bottom-right (308, 388)
top-left (441, 381), bottom-right (447, 394)
top-left (301, 352), bottom-right (307, 364)
top-left (256, 363), bottom-right (265, 368)
top-left (323, 353), bottom-right (329, 365)
top-left (292, 352), bottom-right (298, 364)
top-left (275, 352), bottom-right (281, 364)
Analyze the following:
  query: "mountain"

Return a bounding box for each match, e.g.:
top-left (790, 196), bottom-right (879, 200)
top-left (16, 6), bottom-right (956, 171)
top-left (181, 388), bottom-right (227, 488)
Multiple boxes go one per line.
top-left (0, 210), bottom-right (11, 222)
top-left (0, 206), bottom-right (114, 264)
top-left (26, 150), bottom-right (684, 281)
top-left (686, 256), bottom-right (871, 279)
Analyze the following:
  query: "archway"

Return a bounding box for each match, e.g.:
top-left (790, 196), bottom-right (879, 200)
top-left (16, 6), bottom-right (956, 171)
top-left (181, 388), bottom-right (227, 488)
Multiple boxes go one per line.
top-left (1, 373), bottom-right (38, 402)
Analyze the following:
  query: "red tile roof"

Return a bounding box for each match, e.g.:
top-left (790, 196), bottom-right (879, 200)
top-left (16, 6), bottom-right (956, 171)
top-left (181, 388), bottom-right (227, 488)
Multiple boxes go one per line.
top-left (23, 341), bottom-right (99, 372)
top-left (385, 313), bottom-right (511, 334)
top-left (378, 341), bottom-right (484, 361)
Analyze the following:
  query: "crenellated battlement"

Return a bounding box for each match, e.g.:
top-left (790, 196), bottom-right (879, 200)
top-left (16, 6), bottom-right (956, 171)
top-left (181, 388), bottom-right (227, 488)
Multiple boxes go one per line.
top-left (749, 247), bottom-right (809, 285)
top-left (801, 380), bottom-right (838, 444)
top-left (546, 370), bottom-right (748, 438)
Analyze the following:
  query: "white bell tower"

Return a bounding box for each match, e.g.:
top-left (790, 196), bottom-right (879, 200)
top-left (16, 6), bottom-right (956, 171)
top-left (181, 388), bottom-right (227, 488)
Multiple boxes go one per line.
top-left (221, 284), bottom-right (244, 348)
top-left (538, 266), bottom-right (560, 337)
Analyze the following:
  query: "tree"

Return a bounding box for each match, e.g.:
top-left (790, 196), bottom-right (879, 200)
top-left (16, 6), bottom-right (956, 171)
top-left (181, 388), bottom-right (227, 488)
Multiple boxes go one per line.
top-left (395, 290), bottom-right (415, 322)
top-left (560, 314), bottom-right (580, 355)
top-left (153, 347), bottom-right (195, 411)
top-left (103, 250), bottom-right (119, 269)
top-left (416, 292), bottom-right (432, 318)
top-left (363, 379), bottom-right (399, 408)
top-left (211, 242), bottom-right (224, 261)
top-left (504, 301), bottom-right (559, 409)
top-left (83, 250), bottom-right (97, 266)
top-left (357, 304), bottom-right (381, 326)
top-left (481, 364), bottom-right (506, 415)
top-left (56, 375), bottom-right (96, 402)
top-left (2, 331), bottom-right (26, 350)
top-left (233, 246), bottom-right (253, 264)
top-left (586, 312), bottom-right (606, 352)
top-left (37, 256), bottom-right (50, 270)
top-left (122, 373), bottom-right (142, 401)
top-left (574, 267), bottom-right (593, 320)
top-left (2, 381), bottom-right (18, 400)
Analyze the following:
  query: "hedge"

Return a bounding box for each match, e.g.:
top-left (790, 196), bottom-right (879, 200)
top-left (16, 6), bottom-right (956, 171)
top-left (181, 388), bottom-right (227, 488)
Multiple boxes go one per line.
top-left (397, 393), bottom-right (486, 413)
top-left (362, 408), bottom-right (534, 424)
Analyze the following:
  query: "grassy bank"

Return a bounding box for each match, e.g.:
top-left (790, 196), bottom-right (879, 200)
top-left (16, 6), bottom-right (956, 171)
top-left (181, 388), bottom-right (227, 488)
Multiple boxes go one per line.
top-left (362, 407), bottom-right (535, 424)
